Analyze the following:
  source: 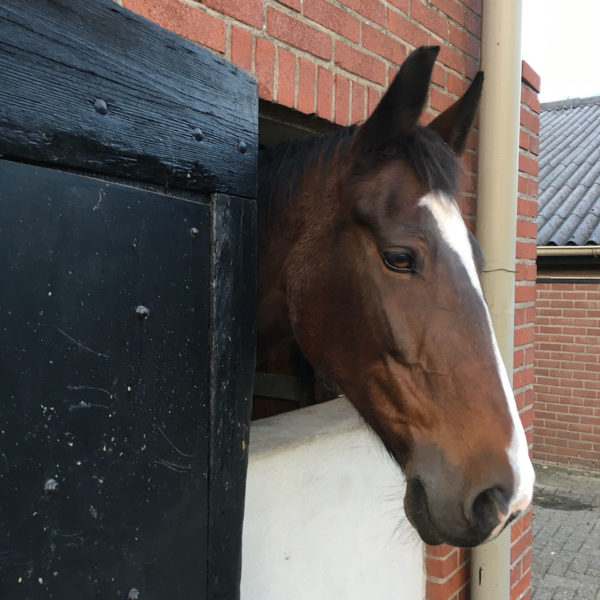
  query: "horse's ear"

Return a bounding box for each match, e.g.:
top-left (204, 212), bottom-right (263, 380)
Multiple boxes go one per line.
top-left (428, 72), bottom-right (484, 155)
top-left (354, 46), bottom-right (440, 150)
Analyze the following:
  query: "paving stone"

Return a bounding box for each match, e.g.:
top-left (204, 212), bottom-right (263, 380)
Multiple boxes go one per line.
top-left (532, 463), bottom-right (600, 600)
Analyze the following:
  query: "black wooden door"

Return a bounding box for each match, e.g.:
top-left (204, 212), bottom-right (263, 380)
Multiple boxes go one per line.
top-left (0, 2), bottom-right (257, 599)
top-left (0, 161), bottom-right (212, 598)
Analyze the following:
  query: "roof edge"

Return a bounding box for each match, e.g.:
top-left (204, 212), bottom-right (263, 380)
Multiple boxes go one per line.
top-left (541, 96), bottom-right (600, 111)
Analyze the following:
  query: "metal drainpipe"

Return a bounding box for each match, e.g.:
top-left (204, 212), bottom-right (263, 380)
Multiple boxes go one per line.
top-left (471, 1), bottom-right (524, 599)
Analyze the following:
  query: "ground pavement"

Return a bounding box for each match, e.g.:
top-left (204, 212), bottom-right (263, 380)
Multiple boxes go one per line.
top-left (532, 463), bottom-right (600, 600)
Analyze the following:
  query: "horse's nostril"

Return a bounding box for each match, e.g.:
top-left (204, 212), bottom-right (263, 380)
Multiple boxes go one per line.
top-left (468, 486), bottom-right (510, 533)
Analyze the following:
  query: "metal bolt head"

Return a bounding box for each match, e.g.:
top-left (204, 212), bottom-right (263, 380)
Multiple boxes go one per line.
top-left (44, 478), bottom-right (59, 495)
top-left (193, 128), bottom-right (204, 141)
top-left (135, 305), bottom-right (150, 320)
top-left (189, 227), bottom-right (199, 238)
top-left (238, 140), bottom-right (247, 154)
top-left (94, 98), bottom-right (108, 115)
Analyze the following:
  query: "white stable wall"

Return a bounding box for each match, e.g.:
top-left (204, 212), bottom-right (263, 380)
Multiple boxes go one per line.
top-left (241, 398), bottom-right (425, 600)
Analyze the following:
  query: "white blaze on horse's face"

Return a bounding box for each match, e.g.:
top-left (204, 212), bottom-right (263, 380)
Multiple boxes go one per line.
top-left (418, 191), bottom-right (535, 535)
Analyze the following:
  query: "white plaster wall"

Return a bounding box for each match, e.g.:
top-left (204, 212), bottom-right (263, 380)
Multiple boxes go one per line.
top-left (241, 398), bottom-right (425, 600)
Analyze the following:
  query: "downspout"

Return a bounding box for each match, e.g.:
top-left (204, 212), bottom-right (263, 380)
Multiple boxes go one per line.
top-left (471, 1), bottom-right (523, 599)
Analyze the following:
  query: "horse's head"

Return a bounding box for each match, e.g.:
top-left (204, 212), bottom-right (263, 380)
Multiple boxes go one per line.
top-left (258, 46), bottom-right (534, 547)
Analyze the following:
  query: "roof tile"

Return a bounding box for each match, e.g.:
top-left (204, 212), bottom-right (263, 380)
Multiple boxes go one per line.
top-left (537, 96), bottom-right (600, 245)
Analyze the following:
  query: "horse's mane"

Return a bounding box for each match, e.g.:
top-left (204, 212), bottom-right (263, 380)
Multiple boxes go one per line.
top-left (257, 127), bottom-right (356, 242)
top-left (258, 124), bottom-right (459, 242)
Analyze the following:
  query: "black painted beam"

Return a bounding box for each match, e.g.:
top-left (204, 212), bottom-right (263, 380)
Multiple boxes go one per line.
top-left (0, 0), bottom-right (258, 197)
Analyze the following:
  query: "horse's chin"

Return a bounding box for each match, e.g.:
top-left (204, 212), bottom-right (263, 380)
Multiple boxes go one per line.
top-left (404, 478), bottom-right (494, 548)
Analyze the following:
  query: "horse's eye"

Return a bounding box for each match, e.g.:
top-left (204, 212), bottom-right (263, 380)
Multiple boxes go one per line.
top-left (382, 249), bottom-right (416, 273)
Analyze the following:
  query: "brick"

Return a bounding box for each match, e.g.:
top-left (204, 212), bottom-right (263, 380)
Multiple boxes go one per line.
top-left (367, 86), bottom-right (381, 117)
top-left (517, 175), bottom-right (529, 195)
top-left (465, 8), bottom-right (481, 37)
top-left (465, 55), bottom-right (480, 80)
top-left (334, 40), bottom-right (386, 85)
top-left (521, 60), bottom-right (541, 93)
top-left (387, 0), bottom-right (409, 13)
top-left (510, 528), bottom-right (532, 564)
top-left (431, 0), bottom-right (464, 25)
top-left (267, 7), bottom-right (332, 60)
top-left (458, 196), bottom-right (476, 220)
top-left (430, 88), bottom-right (454, 113)
top-left (297, 57), bottom-right (316, 114)
top-left (426, 550), bottom-right (458, 579)
top-left (276, 0), bottom-right (302, 10)
top-left (521, 85), bottom-right (540, 114)
top-left (448, 72), bottom-right (468, 97)
top-left (464, 0), bottom-right (482, 16)
top-left (514, 348), bottom-right (525, 368)
top-left (527, 178), bottom-right (538, 197)
top-left (529, 137), bottom-right (539, 160)
top-left (230, 26), bottom-right (252, 72)
top-left (255, 37), bottom-right (276, 100)
top-left (411, 0), bottom-right (448, 40)
top-left (430, 63), bottom-right (446, 88)
top-left (449, 22), bottom-right (479, 59)
top-left (519, 407), bottom-right (534, 430)
top-left (437, 43), bottom-right (464, 73)
top-left (426, 543), bottom-right (457, 559)
top-left (516, 240), bottom-right (537, 260)
top-left (304, 0), bottom-right (361, 43)
top-left (513, 368), bottom-right (533, 390)
top-left (520, 107), bottom-right (540, 134)
top-left (426, 563), bottom-right (469, 599)
top-left (362, 23), bottom-right (407, 65)
top-left (510, 508), bottom-right (532, 541)
top-left (351, 80), bottom-right (365, 124)
top-left (202, 0), bottom-right (262, 28)
top-left (316, 67), bottom-right (334, 121)
top-left (388, 8), bottom-right (429, 47)
top-left (515, 284), bottom-right (536, 303)
top-left (510, 560), bottom-right (522, 587)
top-left (515, 262), bottom-right (537, 282)
top-left (510, 569), bottom-right (530, 600)
top-left (338, 0), bottom-right (386, 27)
top-left (334, 73), bottom-right (351, 126)
top-left (124, 0), bottom-right (225, 53)
top-left (277, 47), bottom-right (296, 108)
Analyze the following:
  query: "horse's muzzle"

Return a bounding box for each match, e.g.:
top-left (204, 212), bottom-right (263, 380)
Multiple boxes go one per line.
top-left (404, 476), bottom-right (513, 547)
top-left (401, 433), bottom-right (530, 548)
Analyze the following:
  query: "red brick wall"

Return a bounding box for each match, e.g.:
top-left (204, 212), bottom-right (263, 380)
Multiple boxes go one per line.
top-left (508, 61), bottom-right (540, 600)
top-left (118, 2), bottom-right (538, 598)
top-left (534, 282), bottom-right (600, 470)
top-left (122, 0), bottom-right (482, 123)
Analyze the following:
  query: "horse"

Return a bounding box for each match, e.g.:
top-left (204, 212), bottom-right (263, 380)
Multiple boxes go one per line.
top-left (255, 46), bottom-right (534, 548)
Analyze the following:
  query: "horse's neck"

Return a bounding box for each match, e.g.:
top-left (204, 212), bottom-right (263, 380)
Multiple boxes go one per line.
top-left (256, 135), bottom-right (348, 381)
top-left (257, 150), bottom-right (324, 375)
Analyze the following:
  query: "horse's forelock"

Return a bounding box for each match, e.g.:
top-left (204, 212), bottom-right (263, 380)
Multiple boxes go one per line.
top-left (257, 127), bottom-right (356, 242)
top-left (259, 124), bottom-right (459, 237)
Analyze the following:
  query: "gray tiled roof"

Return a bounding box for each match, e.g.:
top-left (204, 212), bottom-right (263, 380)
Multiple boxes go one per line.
top-left (536, 96), bottom-right (600, 246)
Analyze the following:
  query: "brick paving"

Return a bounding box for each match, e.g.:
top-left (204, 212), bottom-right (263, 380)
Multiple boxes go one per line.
top-left (532, 463), bottom-right (600, 600)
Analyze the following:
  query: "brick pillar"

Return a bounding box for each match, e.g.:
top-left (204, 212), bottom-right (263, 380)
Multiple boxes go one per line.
top-left (508, 60), bottom-right (540, 600)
